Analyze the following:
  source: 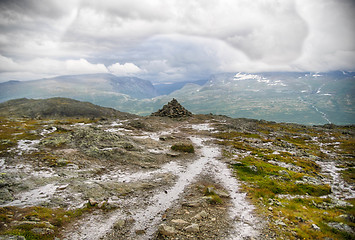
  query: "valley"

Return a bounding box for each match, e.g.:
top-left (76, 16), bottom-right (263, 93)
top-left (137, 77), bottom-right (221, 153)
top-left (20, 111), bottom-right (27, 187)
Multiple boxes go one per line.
top-left (1, 71), bottom-right (354, 125)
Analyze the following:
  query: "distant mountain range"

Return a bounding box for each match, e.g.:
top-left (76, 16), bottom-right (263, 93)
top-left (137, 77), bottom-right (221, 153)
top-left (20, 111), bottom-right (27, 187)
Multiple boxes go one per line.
top-left (0, 71), bottom-right (354, 125)
top-left (0, 73), bottom-right (158, 101)
top-left (0, 97), bottom-right (134, 119)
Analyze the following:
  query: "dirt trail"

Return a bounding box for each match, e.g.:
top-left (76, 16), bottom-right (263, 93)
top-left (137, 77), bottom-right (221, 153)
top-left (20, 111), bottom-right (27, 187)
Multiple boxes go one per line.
top-left (0, 119), bottom-right (263, 240)
top-left (59, 123), bottom-right (262, 240)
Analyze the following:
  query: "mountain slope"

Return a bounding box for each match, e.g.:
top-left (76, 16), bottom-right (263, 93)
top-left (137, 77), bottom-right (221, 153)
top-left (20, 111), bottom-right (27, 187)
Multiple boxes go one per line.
top-left (0, 73), bottom-right (158, 102)
top-left (0, 97), bottom-right (135, 118)
top-left (0, 71), bottom-right (353, 125)
top-left (106, 71), bottom-right (354, 125)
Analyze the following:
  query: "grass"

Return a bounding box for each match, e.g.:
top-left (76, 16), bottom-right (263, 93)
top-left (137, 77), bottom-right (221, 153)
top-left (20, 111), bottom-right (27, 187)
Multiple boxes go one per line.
top-left (215, 126), bottom-right (355, 239)
top-left (232, 156), bottom-right (331, 198)
top-left (0, 204), bottom-right (96, 240)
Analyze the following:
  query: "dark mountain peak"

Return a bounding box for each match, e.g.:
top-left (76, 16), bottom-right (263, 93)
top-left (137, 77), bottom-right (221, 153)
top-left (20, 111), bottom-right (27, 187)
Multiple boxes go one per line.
top-left (151, 98), bottom-right (192, 118)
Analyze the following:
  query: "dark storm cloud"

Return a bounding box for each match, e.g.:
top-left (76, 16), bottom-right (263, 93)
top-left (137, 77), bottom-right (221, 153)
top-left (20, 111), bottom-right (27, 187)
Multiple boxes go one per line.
top-left (0, 0), bottom-right (354, 82)
top-left (0, 0), bottom-right (69, 19)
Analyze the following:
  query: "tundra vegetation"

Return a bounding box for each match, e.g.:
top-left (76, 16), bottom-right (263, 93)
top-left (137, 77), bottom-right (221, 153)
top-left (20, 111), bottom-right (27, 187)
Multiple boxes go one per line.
top-left (0, 98), bottom-right (353, 239)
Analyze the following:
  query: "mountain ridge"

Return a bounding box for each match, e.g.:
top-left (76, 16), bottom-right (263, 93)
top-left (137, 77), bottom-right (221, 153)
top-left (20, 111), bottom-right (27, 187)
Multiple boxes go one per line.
top-left (0, 71), bottom-right (354, 125)
top-left (0, 97), bottom-right (135, 119)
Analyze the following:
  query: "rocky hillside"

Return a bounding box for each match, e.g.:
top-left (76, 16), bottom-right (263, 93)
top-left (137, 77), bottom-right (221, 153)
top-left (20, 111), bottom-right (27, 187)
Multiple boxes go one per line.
top-left (0, 98), bottom-right (135, 119)
top-left (0, 99), bottom-right (354, 240)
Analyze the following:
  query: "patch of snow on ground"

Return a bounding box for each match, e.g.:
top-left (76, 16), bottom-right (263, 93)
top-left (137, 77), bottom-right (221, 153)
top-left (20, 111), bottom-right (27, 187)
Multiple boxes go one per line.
top-left (104, 128), bottom-right (131, 134)
top-left (1, 183), bottom-right (57, 207)
top-left (316, 161), bottom-right (355, 200)
top-left (190, 123), bottom-right (215, 131)
top-left (208, 161), bottom-right (261, 239)
top-left (0, 158), bottom-right (5, 168)
top-left (130, 137), bottom-right (220, 239)
top-left (148, 148), bottom-right (167, 154)
top-left (268, 160), bottom-right (303, 172)
top-left (71, 123), bottom-right (92, 127)
top-left (16, 139), bottom-right (40, 155)
top-left (96, 161), bottom-right (183, 183)
top-left (41, 126), bottom-right (57, 136)
top-left (110, 121), bottom-right (124, 127)
top-left (134, 130), bottom-right (175, 141)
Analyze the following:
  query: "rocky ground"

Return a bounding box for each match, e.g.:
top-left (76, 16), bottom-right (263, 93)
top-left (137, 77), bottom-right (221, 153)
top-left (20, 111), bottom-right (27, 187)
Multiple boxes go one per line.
top-left (0, 112), bottom-right (354, 240)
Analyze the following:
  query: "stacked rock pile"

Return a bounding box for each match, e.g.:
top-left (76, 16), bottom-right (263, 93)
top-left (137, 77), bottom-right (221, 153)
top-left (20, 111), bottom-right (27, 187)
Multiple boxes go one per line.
top-left (151, 98), bottom-right (192, 118)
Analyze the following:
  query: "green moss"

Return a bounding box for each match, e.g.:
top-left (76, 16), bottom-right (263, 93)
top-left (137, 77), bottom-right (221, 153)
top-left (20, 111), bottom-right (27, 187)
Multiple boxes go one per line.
top-left (171, 143), bottom-right (195, 153)
top-left (232, 157), bottom-right (331, 197)
top-left (0, 204), bottom-right (97, 239)
top-left (340, 168), bottom-right (355, 185)
top-left (339, 139), bottom-right (355, 155)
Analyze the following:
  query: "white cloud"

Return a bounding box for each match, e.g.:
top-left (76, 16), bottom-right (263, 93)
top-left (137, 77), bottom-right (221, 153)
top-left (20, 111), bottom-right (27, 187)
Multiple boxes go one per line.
top-left (65, 58), bottom-right (108, 74)
top-left (108, 62), bottom-right (142, 76)
top-left (0, 56), bottom-right (110, 81)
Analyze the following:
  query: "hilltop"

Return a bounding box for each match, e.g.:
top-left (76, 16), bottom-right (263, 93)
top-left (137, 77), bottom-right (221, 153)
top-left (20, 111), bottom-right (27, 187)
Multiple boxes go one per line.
top-left (0, 98), bottom-right (354, 240)
top-left (0, 97), bottom-right (135, 119)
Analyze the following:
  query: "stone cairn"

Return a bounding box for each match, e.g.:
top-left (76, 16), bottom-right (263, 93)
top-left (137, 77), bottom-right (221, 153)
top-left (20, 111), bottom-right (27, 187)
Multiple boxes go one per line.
top-left (151, 98), bottom-right (192, 118)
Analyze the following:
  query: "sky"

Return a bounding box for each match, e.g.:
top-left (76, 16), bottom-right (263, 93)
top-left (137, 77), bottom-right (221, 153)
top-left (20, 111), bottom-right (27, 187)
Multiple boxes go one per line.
top-left (0, 0), bottom-right (354, 83)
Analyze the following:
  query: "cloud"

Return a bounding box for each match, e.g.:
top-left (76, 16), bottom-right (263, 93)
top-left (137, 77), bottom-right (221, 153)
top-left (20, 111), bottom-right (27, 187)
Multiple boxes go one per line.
top-left (0, 0), bottom-right (354, 82)
top-left (0, 56), bottom-right (110, 81)
top-left (65, 59), bottom-right (108, 74)
top-left (108, 62), bottom-right (142, 76)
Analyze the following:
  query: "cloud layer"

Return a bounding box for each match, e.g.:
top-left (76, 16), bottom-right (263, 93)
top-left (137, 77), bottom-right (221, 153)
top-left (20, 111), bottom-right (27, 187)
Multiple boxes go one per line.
top-left (0, 0), bottom-right (354, 82)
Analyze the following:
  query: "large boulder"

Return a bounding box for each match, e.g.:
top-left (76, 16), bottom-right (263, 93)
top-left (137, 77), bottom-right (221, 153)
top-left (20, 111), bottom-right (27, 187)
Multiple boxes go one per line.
top-left (151, 99), bottom-right (192, 118)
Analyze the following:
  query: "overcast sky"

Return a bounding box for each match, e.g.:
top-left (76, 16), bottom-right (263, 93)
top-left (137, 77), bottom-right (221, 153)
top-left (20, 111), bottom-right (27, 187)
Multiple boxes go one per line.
top-left (0, 0), bottom-right (354, 83)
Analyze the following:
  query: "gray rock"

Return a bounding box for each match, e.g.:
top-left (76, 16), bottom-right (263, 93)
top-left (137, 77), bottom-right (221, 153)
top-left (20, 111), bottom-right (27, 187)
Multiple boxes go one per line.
top-left (311, 224), bottom-right (320, 231)
top-left (331, 198), bottom-right (353, 208)
top-left (275, 220), bottom-right (286, 226)
top-left (159, 224), bottom-right (176, 236)
top-left (0, 236), bottom-right (26, 240)
top-left (98, 201), bottom-right (106, 209)
top-left (327, 222), bottom-right (354, 234)
top-left (31, 228), bottom-right (54, 235)
top-left (56, 184), bottom-right (68, 190)
top-left (301, 176), bottom-right (323, 185)
top-left (248, 165), bottom-right (258, 172)
top-left (167, 152), bottom-right (180, 157)
top-left (114, 219), bottom-right (125, 229)
top-left (88, 198), bottom-right (98, 206)
top-left (182, 200), bottom-right (201, 207)
top-left (338, 214), bottom-right (355, 223)
top-left (184, 223), bottom-right (199, 232)
top-left (295, 216), bottom-right (306, 222)
top-left (278, 170), bottom-right (289, 176)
